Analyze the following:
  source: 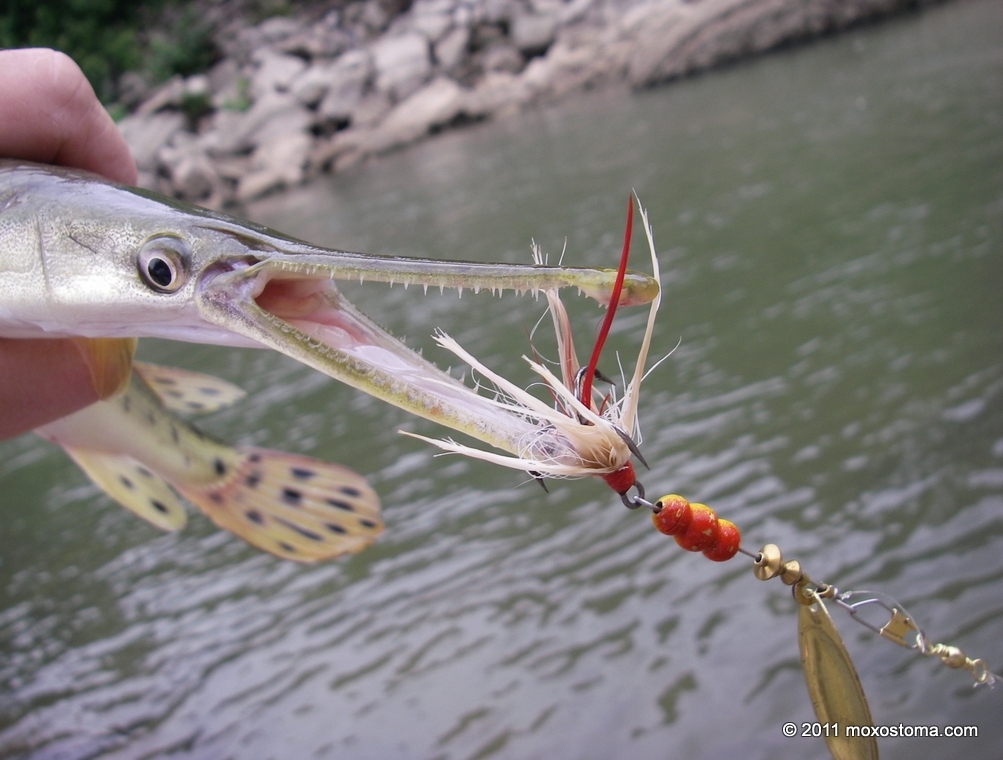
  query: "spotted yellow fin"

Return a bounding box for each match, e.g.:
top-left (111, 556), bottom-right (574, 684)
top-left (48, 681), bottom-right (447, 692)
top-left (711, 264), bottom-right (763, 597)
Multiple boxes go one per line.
top-left (173, 447), bottom-right (382, 562)
top-left (62, 447), bottom-right (187, 532)
top-left (132, 362), bottom-right (246, 414)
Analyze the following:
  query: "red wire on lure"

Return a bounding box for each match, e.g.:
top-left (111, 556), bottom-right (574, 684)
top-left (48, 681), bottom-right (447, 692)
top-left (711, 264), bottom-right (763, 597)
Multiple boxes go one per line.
top-left (574, 196), bottom-right (642, 498)
top-left (578, 195), bottom-right (634, 409)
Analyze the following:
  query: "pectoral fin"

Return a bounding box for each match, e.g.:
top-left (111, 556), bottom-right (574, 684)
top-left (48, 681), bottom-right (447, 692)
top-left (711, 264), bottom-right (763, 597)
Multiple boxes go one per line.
top-left (70, 338), bottom-right (137, 399)
top-left (173, 447), bottom-right (382, 562)
top-left (63, 446), bottom-right (188, 531)
top-left (132, 362), bottom-right (247, 414)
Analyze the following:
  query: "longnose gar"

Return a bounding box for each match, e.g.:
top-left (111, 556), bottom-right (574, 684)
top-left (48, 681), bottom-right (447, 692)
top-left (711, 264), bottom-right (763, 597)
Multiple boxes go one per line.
top-left (1, 160), bottom-right (658, 560)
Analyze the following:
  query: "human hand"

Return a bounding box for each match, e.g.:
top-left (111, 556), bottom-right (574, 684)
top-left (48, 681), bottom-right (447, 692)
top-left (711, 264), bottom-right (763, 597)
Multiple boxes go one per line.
top-left (0, 48), bottom-right (138, 439)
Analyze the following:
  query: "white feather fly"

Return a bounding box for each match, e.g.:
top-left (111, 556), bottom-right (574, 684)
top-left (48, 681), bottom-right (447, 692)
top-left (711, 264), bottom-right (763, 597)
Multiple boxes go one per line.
top-left (402, 199), bottom-right (662, 480)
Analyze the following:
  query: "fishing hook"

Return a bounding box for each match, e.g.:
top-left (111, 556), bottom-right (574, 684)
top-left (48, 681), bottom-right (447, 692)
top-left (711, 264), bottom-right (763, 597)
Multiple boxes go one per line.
top-left (613, 426), bottom-right (649, 469)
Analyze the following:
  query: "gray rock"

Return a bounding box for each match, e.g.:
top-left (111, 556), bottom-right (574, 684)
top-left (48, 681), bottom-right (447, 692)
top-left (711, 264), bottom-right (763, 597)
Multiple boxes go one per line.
top-left (519, 39), bottom-right (621, 101)
top-left (292, 75), bottom-right (330, 110)
top-left (453, 2), bottom-right (475, 29)
top-left (529, 0), bottom-right (564, 13)
top-left (410, 0), bottom-right (456, 42)
top-left (117, 71), bottom-right (152, 110)
top-left (625, 0), bottom-right (907, 87)
top-left (345, 0), bottom-right (390, 36)
top-left (207, 58), bottom-right (244, 109)
top-left (316, 49), bottom-right (376, 122)
top-left (184, 74), bottom-right (211, 99)
top-left (236, 168), bottom-right (285, 201)
top-left (557, 0), bottom-right (596, 26)
top-left (482, 43), bottom-right (524, 74)
top-left (208, 91), bottom-right (310, 155)
top-left (252, 119), bottom-right (314, 187)
top-left (292, 67), bottom-right (331, 109)
top-left (511, 11), bottom-right (558, 56)
top-left (235, 102), bottom-right (315, 200)
top-left (253, 105), bottom-right (315, 150)
top-left (482, 0), bottom-right (518, 25)
top-left (555, 17), bottom-right (607, 51)
top-left (156, 130), bottom-right (198, 173)
top-left (367, 76), bottom-right (465, 153)
top-left (435, 26), bottom-right (470, 71)
top-left (312, 134), bottom-right (361, 177)
top-left (237, 15), bottom-right (306, 57)
top-left (115, 0), bottom-right (921, 205)
top-left (118, 111), bottom-right (187, 171)
top-left (275, 22), bottom-right (353, 59)
top-left (309, 129), bottom-right (366, 173)
top-left (211, 153), bottom-right (253, 182)
top-left (257, 16), bottom-right (305, 43)
top-left (350, 91), bottom-right (394, 128)
top-left (371, 32), bottom-right (432, 102)
top-left (171, 154), bottom-right (220, 203)
top-left (250, 51), bottom-right (308, 99)
top-left (465, 70), bottom-right (530, 118)
top-left (156, 132), bottom-right (222, 204)
top-left (136, 75), bottom-right (185, 116)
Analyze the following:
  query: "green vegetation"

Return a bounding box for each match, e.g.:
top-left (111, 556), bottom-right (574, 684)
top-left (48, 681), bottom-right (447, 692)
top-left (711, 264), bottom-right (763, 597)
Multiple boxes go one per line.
top-left (248, 0), bottom-right (294, 24)
top-left (145, 6), bottom-right (218, 84)
top-left (0, 0), bottom-right (218, 104)
top-left (219, 77), bottom-right (252, 112)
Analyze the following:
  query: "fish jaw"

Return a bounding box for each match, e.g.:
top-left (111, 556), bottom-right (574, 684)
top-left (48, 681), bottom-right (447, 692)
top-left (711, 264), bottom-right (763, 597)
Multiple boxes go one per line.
top-left (404, 195), bottom-right (665, 484)
top-left (195, 258), bottom-right (588, 465)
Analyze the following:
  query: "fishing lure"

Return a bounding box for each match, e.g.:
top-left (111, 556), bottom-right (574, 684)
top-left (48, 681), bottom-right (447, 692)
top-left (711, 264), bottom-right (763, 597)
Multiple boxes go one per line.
top-left (404, 195), bottom-right (660, 501)
top-left (418, 194), bottom-right (999, 760)
top-left (552, 197), bottom-right (1001, 760)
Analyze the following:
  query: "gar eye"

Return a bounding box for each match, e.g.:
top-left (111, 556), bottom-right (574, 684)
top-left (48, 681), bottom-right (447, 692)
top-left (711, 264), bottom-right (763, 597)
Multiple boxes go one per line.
top-left (137, 236), bottom-right (189, 293)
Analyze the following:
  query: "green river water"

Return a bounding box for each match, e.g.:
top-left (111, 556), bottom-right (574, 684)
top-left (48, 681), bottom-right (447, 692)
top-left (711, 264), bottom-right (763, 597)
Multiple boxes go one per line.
top-left (1, 1), bottom-right (1001, 757)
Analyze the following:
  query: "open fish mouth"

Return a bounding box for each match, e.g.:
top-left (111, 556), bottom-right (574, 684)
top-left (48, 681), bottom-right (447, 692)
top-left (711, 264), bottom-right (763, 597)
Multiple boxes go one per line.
top-left (192, 250), bottom-right (623, 464)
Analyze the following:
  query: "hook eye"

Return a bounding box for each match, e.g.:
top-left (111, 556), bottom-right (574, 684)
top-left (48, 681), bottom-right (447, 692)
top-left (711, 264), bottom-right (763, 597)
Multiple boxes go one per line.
top-left (620, 481), bottom-right (655, 511)
top-left (138, 236), bottom-right (189, 293)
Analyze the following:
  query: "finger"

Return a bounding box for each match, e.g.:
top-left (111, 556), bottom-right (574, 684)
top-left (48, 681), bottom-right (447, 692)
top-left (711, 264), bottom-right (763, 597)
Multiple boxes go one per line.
top-left (0, 48), bottom-right (136, 185)
top-left (0, 338), bottom-right (100, 440)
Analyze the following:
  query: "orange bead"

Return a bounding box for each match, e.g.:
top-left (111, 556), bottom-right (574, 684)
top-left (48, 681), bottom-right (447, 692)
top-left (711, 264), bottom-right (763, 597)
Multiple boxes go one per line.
top-left (651, 495), bottom-right (691, 536)
top-left (703, 519), bottom-right (741, 562)
top-left (674, 503), bottom-right (719, 552)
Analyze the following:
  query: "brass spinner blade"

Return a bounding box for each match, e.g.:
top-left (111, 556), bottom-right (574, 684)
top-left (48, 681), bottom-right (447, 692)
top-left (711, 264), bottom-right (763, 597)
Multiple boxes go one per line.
top-left (798, 593), bottom-right (879, 760)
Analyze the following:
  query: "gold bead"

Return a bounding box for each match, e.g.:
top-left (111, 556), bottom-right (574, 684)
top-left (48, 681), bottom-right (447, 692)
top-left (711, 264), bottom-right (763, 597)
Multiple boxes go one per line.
top-left (753, 544), bottom-right (783, 581)
top-left (780, 560), bottom-right (803, 586)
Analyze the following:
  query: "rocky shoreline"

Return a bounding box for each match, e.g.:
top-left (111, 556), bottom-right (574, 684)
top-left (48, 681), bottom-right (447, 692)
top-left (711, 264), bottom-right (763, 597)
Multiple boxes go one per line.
top-left (118, 0), bottom-right (936, 207)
